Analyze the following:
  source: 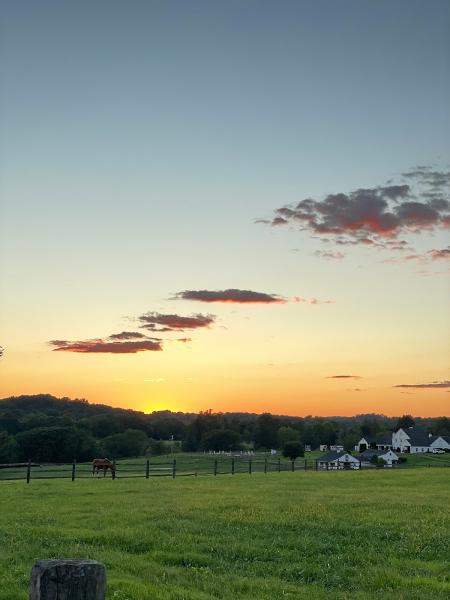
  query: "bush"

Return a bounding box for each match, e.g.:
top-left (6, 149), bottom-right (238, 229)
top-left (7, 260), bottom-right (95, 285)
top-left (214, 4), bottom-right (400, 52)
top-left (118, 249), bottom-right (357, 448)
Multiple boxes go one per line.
top-left (282, 441), bottom-right (304, 460)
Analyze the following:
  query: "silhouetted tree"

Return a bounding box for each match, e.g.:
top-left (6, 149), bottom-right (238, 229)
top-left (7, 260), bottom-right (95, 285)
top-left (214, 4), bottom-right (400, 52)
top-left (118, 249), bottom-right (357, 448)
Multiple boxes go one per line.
top-left (201, 429), bottom-right (241, 451)
top-left (395, 415), bottom-right (415, 430)
top-left (282, 441), bottom-right (304, 460)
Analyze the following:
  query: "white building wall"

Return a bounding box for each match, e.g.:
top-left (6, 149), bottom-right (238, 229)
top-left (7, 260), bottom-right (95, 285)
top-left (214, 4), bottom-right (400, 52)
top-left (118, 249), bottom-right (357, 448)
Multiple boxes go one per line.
top-left (430, 437), bottom-right (450, 451)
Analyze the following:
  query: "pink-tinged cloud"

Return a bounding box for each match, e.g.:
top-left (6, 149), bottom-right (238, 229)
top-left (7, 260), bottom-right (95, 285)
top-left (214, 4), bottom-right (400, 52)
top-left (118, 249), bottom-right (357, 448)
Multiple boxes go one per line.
top-left (176, 337), bottom-right (192, 343)
top-left (293, 297), bottom-right (336, 305)
top-left (259, 169), bottom-right (450, 245)
top-left (383, 246), bottom-right (450, 264)
top-left (175, 289), bottom-right (287, 304)
top-left (50, 338), bottom-right (163, 353)
top-left (394, 380), bottom-right (450, 389)
top-left (138, 312), bottom-right (215, 331)
top-left (326, 374), bottom-right (362, 379)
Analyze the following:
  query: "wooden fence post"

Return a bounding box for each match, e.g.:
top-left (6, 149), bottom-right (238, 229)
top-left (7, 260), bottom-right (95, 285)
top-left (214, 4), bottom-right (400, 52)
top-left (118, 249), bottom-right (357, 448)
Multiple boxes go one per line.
top-left (30, 559), bottom-right (106, 599)
top-left (112, 461), bottom-right (116, 480)
top-left (146, 460), bottom-right (150, 479)
top-left (249, 459), bottom-right (252, 475)
top-left (231, 457), bottom-right (235, 475)
top-left (264, 457), bottom-right (267, 474)
top-left (26, 459), bottom-right (31, 484)
top-left (172, 459), bottom-right (176, 479)
top-left (71, 460), bottom-right (76, 482)
top-left (214, 459), bottom-right (217, 476)
top-left (304, 459), bottom-right (307, 471)
top-left (278, 458), bottom-right (281, 473)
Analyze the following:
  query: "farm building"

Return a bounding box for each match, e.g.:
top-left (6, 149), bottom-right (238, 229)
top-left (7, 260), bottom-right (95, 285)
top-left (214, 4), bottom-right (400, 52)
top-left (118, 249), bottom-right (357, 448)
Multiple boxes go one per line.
top-left (375, 435), bottom-right (393, 450)
top-left (317, 450), bottom-right (360, 470)
top-left (355, 434), bottom-right (393, 453)
top-left (358, 449), bottom-right (399, 467)
top-left (429, 435), bottom-right (450, 452)
top-left (392, 427), bottom-right (433, 453)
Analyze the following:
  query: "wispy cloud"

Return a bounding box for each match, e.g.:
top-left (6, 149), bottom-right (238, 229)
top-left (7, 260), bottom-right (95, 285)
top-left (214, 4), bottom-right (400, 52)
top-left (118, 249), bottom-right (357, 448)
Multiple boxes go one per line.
top-left (313, 250), bottom-right (345, 260)
top-left (108, 331), bottom-right (148, 340)
top-left (326, 374), bottom-right (362, 379)
top-left (393, 380), bottom-right (450, 389)
top-left (383, 246), bottom-right (450, 264)
top-left (294, 297), bottom-right (336, 305)
top-left (174, 289), bottom-right (287, 304)
top-left (138, 312), bottom-right (215, 331)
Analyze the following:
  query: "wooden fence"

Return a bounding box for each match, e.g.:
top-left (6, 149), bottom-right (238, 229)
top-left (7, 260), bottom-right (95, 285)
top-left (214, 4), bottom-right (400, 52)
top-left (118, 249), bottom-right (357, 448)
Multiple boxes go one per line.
top-left (1, 454), bottom-right (449, 483)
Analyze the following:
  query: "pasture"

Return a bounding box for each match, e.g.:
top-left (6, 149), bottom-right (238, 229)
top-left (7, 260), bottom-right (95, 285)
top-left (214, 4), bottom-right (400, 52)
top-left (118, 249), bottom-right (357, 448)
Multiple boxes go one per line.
top-left (0, 469), bottom-right (449, 600)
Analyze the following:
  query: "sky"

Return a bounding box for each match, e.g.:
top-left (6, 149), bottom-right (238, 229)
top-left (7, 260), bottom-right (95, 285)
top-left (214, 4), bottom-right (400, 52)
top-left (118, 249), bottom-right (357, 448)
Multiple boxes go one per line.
top-left (0, 0), bottom-right (449, 417)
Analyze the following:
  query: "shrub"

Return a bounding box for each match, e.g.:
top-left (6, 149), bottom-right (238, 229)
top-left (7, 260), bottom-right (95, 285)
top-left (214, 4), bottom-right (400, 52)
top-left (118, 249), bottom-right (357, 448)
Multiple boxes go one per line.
top-left (282, 441), bottom-right (304, 460)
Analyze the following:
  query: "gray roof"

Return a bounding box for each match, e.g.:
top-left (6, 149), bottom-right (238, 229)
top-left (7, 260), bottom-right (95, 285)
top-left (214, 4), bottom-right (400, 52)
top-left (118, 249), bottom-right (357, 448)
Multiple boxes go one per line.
top-left (318, 450), bottom-right (356, 462)
top-left (358, 449), bottom-right (397, 460)
top-left (403, 427), bottom-right (432, 446)
top-left (375, 434), bottom-right (392, 445)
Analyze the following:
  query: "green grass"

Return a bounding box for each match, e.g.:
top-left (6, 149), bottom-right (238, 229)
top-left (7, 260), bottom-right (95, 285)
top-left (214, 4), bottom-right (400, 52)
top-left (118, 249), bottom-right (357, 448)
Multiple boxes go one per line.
top-left (0, 469), bottom-right (449, 599)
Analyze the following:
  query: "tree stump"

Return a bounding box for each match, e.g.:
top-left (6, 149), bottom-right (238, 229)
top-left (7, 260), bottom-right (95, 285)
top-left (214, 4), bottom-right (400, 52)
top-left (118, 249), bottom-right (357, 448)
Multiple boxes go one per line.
top-left (29, 559), bottom-right (106, 599)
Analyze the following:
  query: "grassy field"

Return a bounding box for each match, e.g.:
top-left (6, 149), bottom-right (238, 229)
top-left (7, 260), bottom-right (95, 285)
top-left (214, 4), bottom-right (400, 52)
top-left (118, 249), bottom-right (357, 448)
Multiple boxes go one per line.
top-left (1, 469), bottom-right (449, 599)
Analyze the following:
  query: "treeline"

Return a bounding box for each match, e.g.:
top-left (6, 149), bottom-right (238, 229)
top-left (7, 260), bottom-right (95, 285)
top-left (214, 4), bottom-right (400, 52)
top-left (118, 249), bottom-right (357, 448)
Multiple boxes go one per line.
top-left (0, 394), bottom-right (449, 463)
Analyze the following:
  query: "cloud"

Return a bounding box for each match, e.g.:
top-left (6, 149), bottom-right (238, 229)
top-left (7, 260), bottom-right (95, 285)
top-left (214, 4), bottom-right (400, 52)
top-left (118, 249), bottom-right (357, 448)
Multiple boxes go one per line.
top-left (108, 331), bottom-right (148, 340)
top-left (138, 312), bottom-right (215, 331)
top-left (294, 297), bottom-right (336, 305)
top-left (313, 250), bottom-right (345, 260)
top-left (383, 246), bottom-right (450, 264)
top-left (49, 337), bottom-right (163, 354)
top-left (326, 374), bottom-right (362, 379)
top-left (393, 380), bottom-right (450, 389)
top-left (260, 169), bottom-right (450, 246)
top-left (175, 289), bottom-right (287, 304)
top-left (176, 337), bottom-right (192, 343)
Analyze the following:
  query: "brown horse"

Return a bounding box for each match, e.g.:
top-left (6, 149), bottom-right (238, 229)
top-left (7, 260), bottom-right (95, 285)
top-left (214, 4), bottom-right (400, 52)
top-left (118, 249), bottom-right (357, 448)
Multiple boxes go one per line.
top-left (92, 458), bottom-right (115, 477)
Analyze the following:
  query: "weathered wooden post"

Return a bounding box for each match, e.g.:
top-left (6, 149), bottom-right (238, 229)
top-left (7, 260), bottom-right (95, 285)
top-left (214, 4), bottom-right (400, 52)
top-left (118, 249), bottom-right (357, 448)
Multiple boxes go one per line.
top-left (26, 459), bottom-right (31, 484)
top-left (214, 459), bottom-right (217, 476)
top-left (30, 559), bottom-right (106, 600)
top-left (291, 460), bottom-right (295, 472)
top-left (172, 458), bottom-right (176, 478)
top-left (231, 457), bottom-right (235, 475)
top-left (277, 458), bottom-right (281, 472)
top-left (304, 459), bottom-right (307, 471)
top-left (146, 459), bottom-right (150, 479)
top-left (264, 457), bottom-right (267, 474)
top-left (248, 459), bottom-right (252, 475)
top-left (71, 460), bottom-right (76, 482)
top-left (112, 460), bottom-right (116, 480)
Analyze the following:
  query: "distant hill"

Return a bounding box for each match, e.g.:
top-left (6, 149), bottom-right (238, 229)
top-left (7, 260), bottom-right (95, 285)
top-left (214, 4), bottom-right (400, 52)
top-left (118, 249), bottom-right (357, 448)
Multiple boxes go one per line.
top-left (0, 394), bottom-right (448, 463)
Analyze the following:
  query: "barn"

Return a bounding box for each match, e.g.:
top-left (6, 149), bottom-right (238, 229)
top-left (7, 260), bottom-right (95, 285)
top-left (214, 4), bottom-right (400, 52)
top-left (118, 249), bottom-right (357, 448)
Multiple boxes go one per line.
top-left (317, 450), bottom-right (360, 470)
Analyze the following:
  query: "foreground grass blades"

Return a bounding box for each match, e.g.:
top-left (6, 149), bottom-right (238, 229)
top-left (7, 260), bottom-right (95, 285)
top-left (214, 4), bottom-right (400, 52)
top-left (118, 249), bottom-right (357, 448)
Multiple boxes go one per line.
top-left (0, 469), bottom-right (449, 599)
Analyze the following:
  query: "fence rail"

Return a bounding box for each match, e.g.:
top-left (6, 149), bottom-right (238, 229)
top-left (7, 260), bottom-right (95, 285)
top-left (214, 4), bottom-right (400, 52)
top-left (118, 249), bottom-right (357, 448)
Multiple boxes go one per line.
top-left (1, 454), bottom-right (449, 483)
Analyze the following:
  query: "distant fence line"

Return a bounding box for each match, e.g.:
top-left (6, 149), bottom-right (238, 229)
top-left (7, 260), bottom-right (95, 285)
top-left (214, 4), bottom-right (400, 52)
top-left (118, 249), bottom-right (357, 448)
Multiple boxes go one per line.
top-left (1, 454), bottom-right (449, 483)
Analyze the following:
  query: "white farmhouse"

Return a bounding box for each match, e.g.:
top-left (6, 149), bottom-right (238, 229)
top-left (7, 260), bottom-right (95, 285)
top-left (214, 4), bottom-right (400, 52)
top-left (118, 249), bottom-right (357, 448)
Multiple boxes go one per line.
top-left (358, 449), bottom-right (399, 467)
top-left (317, 450), bottom-right (360, 470)
top-left (429, 435), bottom-right (450, 453)
top-left (392, 427), bottom-right (433, 453)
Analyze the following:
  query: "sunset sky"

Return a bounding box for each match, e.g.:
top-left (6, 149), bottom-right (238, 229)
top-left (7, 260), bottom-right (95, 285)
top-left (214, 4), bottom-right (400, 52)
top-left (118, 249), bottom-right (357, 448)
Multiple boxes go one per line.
top-left (1, 0), bottom-right (449, 416)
